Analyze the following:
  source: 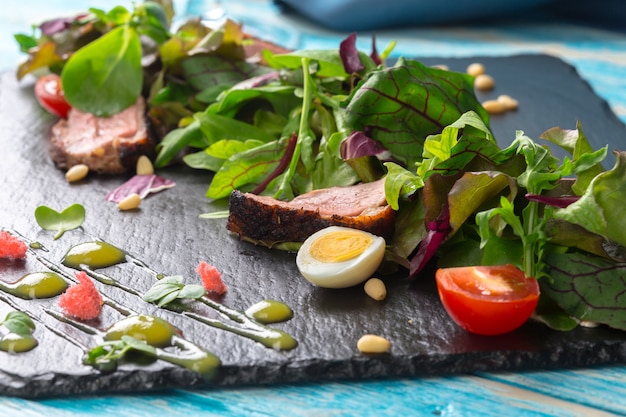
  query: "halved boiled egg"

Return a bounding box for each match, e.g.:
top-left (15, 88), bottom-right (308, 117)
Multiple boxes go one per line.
top-left (296, 226), bottom-right (386, 288)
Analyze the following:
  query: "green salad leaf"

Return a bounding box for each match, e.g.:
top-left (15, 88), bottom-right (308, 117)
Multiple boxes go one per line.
top-left (85, 335), bottom-right (157, 373)
top-left (61, 25), bottom-right (143, 116)
top-left (142, 275), bottom-right (205, 307)
top-left (34, 203), bottom-right (86, 240)
top-left (554, 150), bottom-right (626, 247)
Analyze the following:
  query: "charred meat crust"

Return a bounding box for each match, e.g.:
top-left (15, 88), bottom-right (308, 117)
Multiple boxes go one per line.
top-left (226, 188), bottom-right (396, 246)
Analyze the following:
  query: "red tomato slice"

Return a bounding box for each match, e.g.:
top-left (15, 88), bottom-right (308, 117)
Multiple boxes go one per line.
top-left (34, 74), bottom-right (71, 119)
top-left (435, 264), bottom-right (540, 336)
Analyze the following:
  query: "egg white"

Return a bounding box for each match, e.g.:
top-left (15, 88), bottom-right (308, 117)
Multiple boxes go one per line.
top-left (296, 226), bottom-right (386, 288)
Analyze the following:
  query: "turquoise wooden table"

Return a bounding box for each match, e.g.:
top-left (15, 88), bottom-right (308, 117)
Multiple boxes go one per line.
top-left (1, 1), bottom-right (625, 415)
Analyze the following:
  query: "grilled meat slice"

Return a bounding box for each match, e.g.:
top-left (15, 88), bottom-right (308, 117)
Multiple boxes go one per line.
top-left (50, 97), bottom-right (153, 174)
top-left (226, 179), bottom-right (395, 246)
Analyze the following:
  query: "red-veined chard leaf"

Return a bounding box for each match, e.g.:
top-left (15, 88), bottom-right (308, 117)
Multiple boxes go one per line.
top-left (206, 137), bottom-right (290, 199)
top-left (554, 150), bottom-right (626, 248)
top-left (344, 59), bottom-right (489, 168)
top-left (542, 252), bottom-right (626, 330)
top-left (61, 25), bottom-right (142, 117)
top-left (181, 55), bottom-right (275, 91)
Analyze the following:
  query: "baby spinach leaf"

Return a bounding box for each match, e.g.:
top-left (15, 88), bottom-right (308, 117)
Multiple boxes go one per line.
top-left (34, 203), bottom-right (85, 240)
top-left (61, 25), bottom-right (142, 116)
top-left (543, 252), bottom-right (626, 330)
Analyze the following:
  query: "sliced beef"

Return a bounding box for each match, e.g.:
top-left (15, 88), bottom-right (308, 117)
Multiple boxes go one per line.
top-left (226, 178), bottom-right (396, 246)
top-left (50, 97), bottom-right (153, 174)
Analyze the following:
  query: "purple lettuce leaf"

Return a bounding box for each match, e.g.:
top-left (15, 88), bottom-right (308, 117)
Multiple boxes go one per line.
top-left (40, 16), bottom-right (80, 37)
top-left (106, 174), bottom-right (176, 203)
top-left (408, 203), bottom-right (451, 279)
top-left (339, 32), bottom-right (364, 74)
top-left (340, 130), bottom-right (390, 160)
top-left (525, 193), bottom-right (580, 208)
top-left (370, 34), bottom-right (381, 66)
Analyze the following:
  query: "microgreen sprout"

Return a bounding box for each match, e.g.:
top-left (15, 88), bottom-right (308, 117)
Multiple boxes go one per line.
top-left (142, 275), bottom-right (205, 307)
top-left (84, 335), bottom-right (156, 373)
top-left (34, 203), bottom-right (86, 240)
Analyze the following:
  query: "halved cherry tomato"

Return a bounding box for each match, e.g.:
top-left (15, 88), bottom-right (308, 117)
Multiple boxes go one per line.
top-left (435, 264), bottom-right (540, 336)
top-left (34, 74), bottom-right (71, 119)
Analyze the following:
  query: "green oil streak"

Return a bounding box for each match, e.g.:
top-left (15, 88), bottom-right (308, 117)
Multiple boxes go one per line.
top-left (104, 315), bottom-right (220, 377)
top-left (0, 333), bottom-right (37, 353)
top-left (245, 300), bottom-right (294, 324)
top-left (104, 315), bottom-right (177, 348)
top-left (158, 335), bottom-right (221, 378)
top-left (27, 235), bottom-right (297, 358)
top-left (0, 272), bottom-right (68, 299)
top-left (61, 241), bottom-right (126, 270)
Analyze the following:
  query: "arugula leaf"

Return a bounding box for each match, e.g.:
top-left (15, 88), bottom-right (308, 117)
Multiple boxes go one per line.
top-left (34, 203), bottom-right (85, 240)
top-left (142, 275), bottom-right (205, 307)
top-left (541, 122), bottom-right (606, 194)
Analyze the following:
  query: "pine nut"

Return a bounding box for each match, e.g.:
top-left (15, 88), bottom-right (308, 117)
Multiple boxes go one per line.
top-left (474, 74), bottom-right (495, 91)
top-left (357, 334), bottom-right (391, 354)
top-left (65, 164), bottom-right (89, 183)
top-left (117, 193), bottom-right (141, 211)
top-left (466, 62), bottom-right (485, 77)
top-left (497, 94), bottom-right (519, 111)
top-left (432, 64), bottom-right (449, 71)
top-left (136, 155), bottom-right (154, 175)
top-left (364, 278), bottom-right (387, 301)
top-left (482, 99), bottom-right (507, 115)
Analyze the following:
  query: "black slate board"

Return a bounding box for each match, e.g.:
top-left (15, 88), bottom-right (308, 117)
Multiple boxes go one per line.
top-left (1, 54), bottom-right (626, 399)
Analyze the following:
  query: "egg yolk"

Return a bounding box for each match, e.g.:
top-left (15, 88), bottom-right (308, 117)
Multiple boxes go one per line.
top-left (308, 230), bottom-right (373, 263)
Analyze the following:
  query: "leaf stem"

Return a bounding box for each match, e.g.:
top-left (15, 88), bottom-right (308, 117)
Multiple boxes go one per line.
top-left (273, 57), bottom-right (314, 199)
top-left (251, 132), bottom-right (298, 195)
